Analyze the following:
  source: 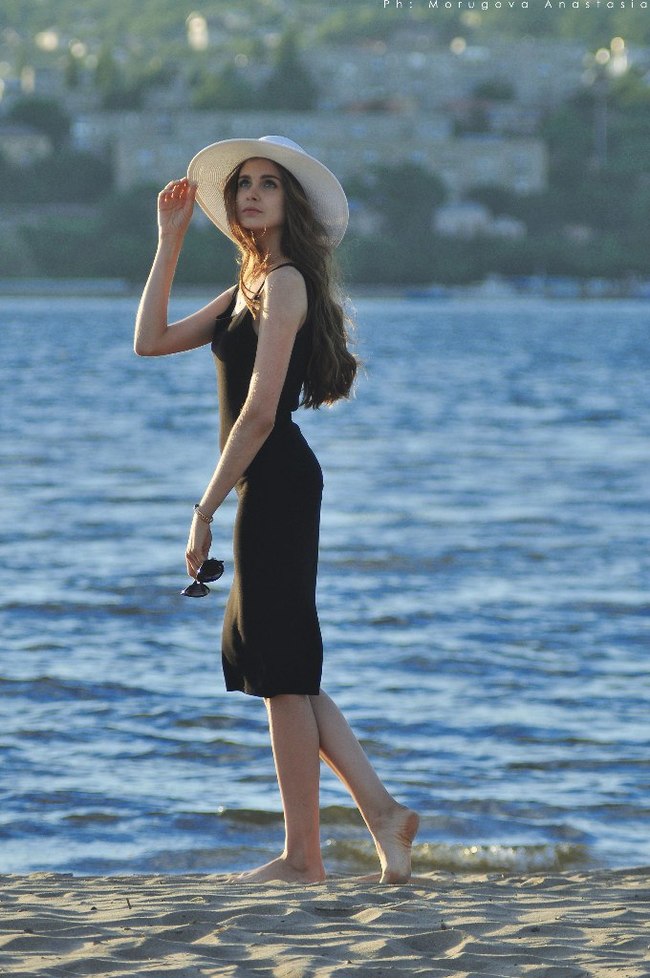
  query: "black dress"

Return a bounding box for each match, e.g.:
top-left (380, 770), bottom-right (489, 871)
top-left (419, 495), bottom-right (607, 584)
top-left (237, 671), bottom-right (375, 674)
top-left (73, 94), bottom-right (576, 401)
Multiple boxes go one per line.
top-left (211, 265), bottom-right (324, 697)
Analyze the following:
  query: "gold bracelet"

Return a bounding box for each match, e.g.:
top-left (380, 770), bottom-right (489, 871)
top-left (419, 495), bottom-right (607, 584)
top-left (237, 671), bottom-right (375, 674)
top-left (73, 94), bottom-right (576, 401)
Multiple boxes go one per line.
top-left (193, 504), bottom-right (214, 525)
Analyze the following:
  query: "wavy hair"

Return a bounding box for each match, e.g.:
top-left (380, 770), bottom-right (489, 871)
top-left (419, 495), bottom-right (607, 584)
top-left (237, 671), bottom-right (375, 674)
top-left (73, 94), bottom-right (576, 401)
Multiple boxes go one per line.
top-left (223, 158), bottom-right (358, 408)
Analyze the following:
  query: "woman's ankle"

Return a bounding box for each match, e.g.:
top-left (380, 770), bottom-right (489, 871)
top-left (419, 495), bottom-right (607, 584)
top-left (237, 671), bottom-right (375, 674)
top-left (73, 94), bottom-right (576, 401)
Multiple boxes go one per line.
top-left (282, 847), bottom-right (325, 876)
top-left (232, 853), bottom-right (326, 884)
top-left (366, 799), bottom-right (407, 835)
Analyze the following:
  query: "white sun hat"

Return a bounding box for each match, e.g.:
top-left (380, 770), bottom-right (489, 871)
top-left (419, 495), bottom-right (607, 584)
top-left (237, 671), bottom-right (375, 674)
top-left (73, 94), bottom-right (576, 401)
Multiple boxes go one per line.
top-left (187, 135), bottom-right (349, 247)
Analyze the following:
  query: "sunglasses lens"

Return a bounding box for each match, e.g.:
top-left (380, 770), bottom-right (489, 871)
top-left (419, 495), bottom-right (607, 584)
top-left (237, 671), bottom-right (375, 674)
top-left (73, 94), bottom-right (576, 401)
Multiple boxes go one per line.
top-left (181, 580), bottom-right (210, 597)
top-left (197, 559), bottom-right (225, 583)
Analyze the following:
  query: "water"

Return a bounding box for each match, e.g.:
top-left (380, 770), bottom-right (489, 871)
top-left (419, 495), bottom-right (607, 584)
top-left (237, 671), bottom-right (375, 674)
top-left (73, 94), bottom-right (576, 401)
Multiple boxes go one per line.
top-left (1, 294), bottom-right (649, 877)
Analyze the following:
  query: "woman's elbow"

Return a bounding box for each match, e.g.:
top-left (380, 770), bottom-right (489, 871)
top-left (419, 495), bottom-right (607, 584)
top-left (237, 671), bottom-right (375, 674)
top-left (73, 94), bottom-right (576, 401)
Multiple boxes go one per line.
top-left (134, 339), bottom-right (159, 357)
top-left (254, 414), bottom-right (276, 438)
top-left (245, 406), bottom-right (275, 437)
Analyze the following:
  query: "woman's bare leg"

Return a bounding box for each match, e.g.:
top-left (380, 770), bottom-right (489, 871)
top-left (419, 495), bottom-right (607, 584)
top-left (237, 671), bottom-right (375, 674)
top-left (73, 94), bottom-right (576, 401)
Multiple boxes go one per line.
top-left (233, 694), bottom-right (326, 883)
top-left (310, 689), bottom-right (419, 883)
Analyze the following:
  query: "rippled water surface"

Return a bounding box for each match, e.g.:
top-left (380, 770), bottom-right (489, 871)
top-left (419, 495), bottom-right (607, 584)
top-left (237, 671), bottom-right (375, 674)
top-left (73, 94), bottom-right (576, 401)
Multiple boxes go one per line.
top-left (1, 294), bottom-right (649, 876)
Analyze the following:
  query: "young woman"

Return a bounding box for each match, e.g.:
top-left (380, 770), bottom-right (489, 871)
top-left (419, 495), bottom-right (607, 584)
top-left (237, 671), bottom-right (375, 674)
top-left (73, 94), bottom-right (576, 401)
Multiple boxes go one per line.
top-left (134, 136), bottom-right (419, 884)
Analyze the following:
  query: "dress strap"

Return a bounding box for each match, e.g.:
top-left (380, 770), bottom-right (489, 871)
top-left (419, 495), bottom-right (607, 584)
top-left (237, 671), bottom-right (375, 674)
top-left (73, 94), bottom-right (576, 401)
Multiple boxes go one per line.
top-left (253, 263), bottom-right (298, 297)
top-left (218, 285), bottom-right (238, 318)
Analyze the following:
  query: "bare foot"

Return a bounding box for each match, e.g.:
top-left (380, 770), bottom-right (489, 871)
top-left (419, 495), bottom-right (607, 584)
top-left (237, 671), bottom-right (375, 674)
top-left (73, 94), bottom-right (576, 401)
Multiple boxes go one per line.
top-left (372, 805), bottom-right (420, 884)
top-left (228, 854), bottom-right (326, 885)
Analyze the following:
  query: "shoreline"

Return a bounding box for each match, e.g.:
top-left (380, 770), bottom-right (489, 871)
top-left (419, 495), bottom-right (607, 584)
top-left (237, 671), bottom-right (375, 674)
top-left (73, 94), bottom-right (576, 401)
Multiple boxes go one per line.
top-left (1, 276), bottom-right (650, 301)
top-left (2, 866), bottom-right (649, 976)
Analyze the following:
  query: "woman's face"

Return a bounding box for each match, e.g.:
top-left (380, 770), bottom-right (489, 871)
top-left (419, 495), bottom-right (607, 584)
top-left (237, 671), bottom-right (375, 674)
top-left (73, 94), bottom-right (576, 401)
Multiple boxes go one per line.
top-left (235, 158), bottom-right (285, 237)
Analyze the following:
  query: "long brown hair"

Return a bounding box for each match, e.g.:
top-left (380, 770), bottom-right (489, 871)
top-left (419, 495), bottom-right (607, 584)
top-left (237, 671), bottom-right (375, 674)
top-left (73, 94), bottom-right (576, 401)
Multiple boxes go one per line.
top-left (223, 158), bottom-right (358, 408)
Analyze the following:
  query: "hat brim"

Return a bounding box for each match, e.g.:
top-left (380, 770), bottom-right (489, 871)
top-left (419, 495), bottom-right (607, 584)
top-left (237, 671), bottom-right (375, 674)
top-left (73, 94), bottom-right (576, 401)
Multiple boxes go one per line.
top-left (187, 137), bottom-right (348, 247)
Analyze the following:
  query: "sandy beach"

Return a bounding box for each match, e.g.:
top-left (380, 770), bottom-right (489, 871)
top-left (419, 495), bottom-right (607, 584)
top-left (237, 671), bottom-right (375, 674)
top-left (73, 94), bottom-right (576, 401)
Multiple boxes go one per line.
top-left (1, 867), bottom-right (648, 976)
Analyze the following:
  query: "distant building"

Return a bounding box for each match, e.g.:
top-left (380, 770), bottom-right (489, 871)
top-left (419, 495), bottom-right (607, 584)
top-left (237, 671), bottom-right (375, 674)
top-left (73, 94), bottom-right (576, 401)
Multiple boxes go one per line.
top-left (434, 201), bottom-right (492, 237)
top-left (348, 199), bottom-right (383, 237)
top-left (446, 97), bottom-right (544, 137)
top-left (434, 202), bottom-right (527, 239)
top-left (491, 215), bottom-right (527, 239)
top-left (311, 37), bottom-right (590, 114)
top-left (483, 101), bottom-right (544, 137)
top-left (71, 108), bottom-right (547, 197)
top-left (428, 134), bottom-right (546, 196)
top-left (0, 123), bottom-right (51, 165)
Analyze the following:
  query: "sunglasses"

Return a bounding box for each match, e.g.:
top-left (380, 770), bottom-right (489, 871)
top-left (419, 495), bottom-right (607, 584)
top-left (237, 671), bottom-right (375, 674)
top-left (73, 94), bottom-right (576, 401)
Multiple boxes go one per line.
top-left (181, 558), bottom-right (225, 597)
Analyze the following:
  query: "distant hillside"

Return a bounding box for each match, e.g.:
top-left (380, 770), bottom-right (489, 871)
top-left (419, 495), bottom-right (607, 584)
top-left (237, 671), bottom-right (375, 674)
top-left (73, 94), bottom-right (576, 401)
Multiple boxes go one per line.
top-left (2, 0), bottom-right (649, 56)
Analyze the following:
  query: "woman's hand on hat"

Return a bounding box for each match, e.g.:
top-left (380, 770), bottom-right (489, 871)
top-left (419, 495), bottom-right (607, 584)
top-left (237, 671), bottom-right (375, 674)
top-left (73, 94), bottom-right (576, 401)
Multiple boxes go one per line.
top-left (157, 178), bottom-right (198, 241)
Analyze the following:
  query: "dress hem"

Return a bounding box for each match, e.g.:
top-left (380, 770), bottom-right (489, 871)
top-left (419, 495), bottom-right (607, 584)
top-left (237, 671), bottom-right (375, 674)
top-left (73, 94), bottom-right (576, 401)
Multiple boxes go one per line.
top-left (225, 684), bottom-right (322, 698)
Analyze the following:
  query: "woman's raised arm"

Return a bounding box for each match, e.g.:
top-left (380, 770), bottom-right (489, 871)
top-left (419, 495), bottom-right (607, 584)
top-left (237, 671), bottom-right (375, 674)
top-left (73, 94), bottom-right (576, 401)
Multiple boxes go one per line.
top-left (134, 178), bottom-right (235, 357)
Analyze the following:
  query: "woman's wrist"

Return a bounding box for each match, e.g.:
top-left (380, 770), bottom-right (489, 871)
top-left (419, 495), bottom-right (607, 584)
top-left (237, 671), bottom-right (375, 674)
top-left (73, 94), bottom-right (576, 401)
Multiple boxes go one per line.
top-left (157, 232), bottom-right (185, 254)
top-left (157, 231), bottom-right (185, 266)
top-left (193, 503), bottom-right (214, 524)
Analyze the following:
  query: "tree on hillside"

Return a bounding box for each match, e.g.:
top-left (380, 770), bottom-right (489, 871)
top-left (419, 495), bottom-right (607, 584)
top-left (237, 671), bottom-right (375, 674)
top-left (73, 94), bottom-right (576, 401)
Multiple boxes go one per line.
top-left (541, 92), bottom-right (594, 185)
top-left (0, 149), bottom-right (112, 203)
top-left (603, 67), bottom-right (650, 179)
top-left (543, 68), bottom-right (650, 190)
top-left (95, 44), bottom-right (122, 98)
top-left (464, 185), bottom-right (562, 236)
top-left (473, 79), bottom-right (515, 101)
top-left (94, 43), bottom-right (143, 108)
top-left (8, 97), bottom-right (71, 151)
top-left (64, 50), bottom-right (82, 90)
top-left (94, 44), bottom-right (171, 109)
top-left (610, 65), bottom-right (650, 110)
top-left (260, 30), bottom-right (318, 111)
top-left (192, 64), bottom-right (257, 110)
top-left (348, 162), bottom-right (447, 238)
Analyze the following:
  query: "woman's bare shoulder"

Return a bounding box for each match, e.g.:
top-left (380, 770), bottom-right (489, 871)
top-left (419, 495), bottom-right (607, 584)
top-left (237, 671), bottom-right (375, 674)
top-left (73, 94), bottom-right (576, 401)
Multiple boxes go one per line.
top-left (257, 266), bottom-right (307, 331)
top-left (264, 264), bottom-right (307, 300)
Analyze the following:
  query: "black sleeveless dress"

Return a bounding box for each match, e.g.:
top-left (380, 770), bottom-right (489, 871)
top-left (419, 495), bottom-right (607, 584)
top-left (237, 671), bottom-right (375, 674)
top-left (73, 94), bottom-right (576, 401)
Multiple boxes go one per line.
top-left (211, 265), bottom-right (324, 697)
